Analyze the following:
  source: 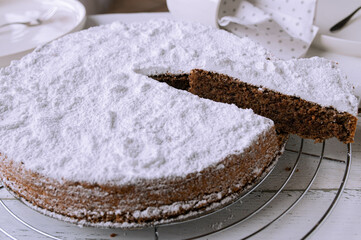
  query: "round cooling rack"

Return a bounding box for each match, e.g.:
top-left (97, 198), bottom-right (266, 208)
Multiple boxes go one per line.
top-left (0, 135), bottom-right (352, 240)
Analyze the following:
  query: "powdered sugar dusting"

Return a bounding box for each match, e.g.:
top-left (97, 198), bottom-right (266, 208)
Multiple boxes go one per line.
top-left (229, 57), bottom-right (359, 116)
top-left (0, 19), bottom-right (357, 185)
top-left (0, 71), bottom-right (271, 184)
top-left (0, 20), bottom-right (276, 185)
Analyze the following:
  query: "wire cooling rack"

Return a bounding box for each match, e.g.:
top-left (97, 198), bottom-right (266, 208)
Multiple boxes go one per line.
top-left (0, 135), bottom-right (352, 240)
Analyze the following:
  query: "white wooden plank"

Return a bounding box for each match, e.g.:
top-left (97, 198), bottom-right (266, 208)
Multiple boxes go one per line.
top-left (260, 138), bottom-right (360, 191)
top-left (202, 189), bottom-right (361, 240)
top-left (0, 199), bottom-right (49, 240)
top-left (313, 190), bottom-right (361, 240)
top-left (0, 191), bottom-right (14, 199)
top-left (157, 190), bottom-right (305, 239)
top-left (0, 227), bottom-right (18, 240)
top-left (250, 150), bottom-right (347, 191)
top-left (0, 186), bottom-right (16, 199)
top-left (0, 199), bottom-right (155, 240)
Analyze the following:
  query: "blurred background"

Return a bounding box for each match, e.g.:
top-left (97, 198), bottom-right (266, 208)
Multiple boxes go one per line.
top-left (79, 0), bottom-right (168, 15)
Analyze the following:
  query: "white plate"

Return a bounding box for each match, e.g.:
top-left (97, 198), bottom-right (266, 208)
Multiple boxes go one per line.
top-left (313, 0), bottom-right (361, 57)
top-left (0, 0), bottom-right (86, 67)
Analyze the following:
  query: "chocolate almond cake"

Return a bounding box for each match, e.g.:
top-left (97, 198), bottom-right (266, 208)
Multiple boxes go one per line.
top-left (0, 19), bottom-right (358, 227)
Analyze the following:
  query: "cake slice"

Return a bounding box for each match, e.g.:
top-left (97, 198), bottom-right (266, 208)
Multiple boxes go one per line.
top-left (151, 56), bottom-right (358, 144)
top-left (188, 68), bottom-right (358, 143)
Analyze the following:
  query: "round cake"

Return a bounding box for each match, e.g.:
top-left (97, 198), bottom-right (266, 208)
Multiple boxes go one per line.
top-left (0, 19), bottom-right (357, 227)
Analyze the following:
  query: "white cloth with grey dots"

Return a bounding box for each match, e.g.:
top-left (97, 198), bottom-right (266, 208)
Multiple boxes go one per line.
top-left (218, 0), bottom-right (318, 59)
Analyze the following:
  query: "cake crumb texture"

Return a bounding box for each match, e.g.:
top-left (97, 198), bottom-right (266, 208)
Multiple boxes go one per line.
top-left (188, 69), bottom-right (358, 143)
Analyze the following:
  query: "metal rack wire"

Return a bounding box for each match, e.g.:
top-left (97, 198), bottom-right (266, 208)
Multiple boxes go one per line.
top-left (0, 137), bottom-right (352, 240)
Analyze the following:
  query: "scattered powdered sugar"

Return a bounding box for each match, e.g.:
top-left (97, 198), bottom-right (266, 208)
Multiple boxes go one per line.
top-left (0, 19), bottom-right (357, 185)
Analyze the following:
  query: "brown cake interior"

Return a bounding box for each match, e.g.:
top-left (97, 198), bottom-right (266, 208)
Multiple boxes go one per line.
top-left (150, 70), bottom-right (357, 143)
top-left (150, 73), bottom-right (190, 91)
top-left (0, 128), bottom-right (287, 227)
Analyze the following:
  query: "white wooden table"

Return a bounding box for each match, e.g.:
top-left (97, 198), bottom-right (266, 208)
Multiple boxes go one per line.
top-left (0, 13), bottom-right (360, 240)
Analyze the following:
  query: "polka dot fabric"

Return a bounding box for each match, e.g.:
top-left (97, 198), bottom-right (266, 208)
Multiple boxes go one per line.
top-left (218, 0), bottom-right (318, 59)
